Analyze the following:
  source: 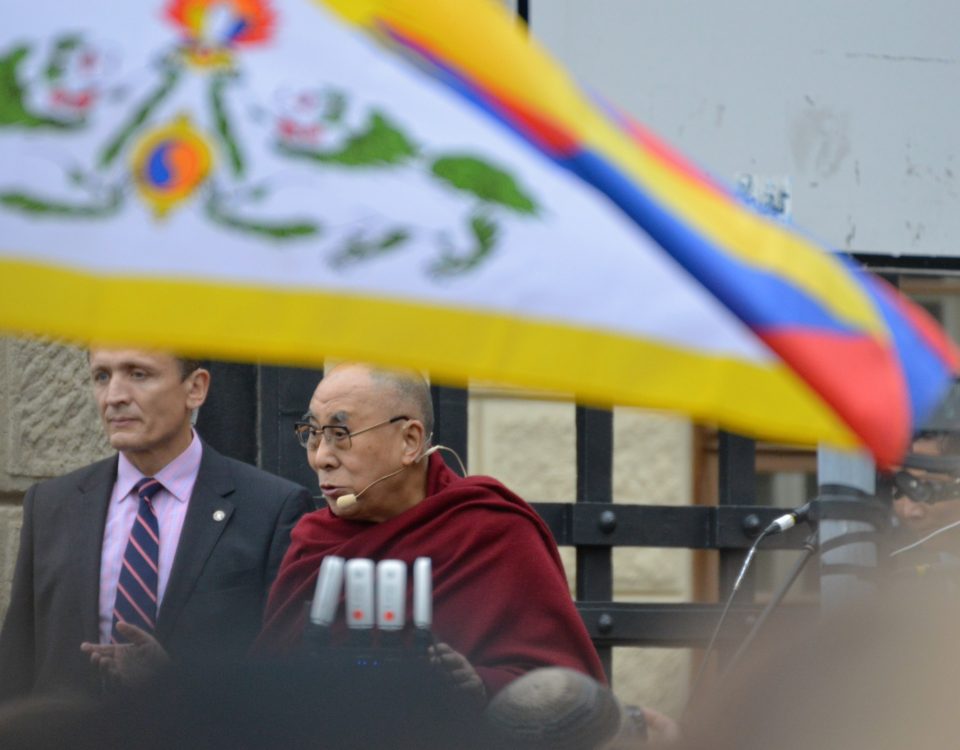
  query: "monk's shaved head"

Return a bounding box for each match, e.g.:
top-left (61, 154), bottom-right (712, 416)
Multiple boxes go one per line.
top-left (326, 363), bottom-right (434, 440)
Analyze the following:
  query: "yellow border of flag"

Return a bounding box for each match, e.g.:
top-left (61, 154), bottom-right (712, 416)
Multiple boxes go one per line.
top-left (1, 256), bottom-right (859, 449)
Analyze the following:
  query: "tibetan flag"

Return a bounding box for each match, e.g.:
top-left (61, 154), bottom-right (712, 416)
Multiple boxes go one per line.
top-left (0, 0), bottom-right (955, 466)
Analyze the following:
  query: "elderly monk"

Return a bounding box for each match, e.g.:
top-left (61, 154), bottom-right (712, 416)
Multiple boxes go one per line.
top-left (255, 363), bottom-right (605, 703)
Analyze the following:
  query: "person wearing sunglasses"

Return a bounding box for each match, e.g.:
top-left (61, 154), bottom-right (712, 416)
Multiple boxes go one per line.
top-left (890, 430), bottom-right (960, 574)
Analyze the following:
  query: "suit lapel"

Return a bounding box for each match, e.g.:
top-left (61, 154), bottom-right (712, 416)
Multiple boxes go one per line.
top-left (156, 445), bottom-right (235, 641)
top-left (74, 458), bottom-right (117, 642)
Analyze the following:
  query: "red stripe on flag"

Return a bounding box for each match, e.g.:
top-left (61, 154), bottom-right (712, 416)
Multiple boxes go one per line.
top-left (614, 111), bottom-right (730, 200)
top-left (870, 277), bottom-right (960, 371)
top-left (379, 21), bottom-right (579, 157)
top-left (481, 86), bottom-right (580, 156)
top-left (759, 329), bottom-right (911, 468)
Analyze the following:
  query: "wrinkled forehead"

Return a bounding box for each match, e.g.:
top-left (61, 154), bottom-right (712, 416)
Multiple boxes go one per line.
top-left (307, 367), bottom-right (384, 424)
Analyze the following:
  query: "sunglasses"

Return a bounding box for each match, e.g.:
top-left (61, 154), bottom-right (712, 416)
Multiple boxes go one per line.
top-left (893, 471), bottom-right (960, 504)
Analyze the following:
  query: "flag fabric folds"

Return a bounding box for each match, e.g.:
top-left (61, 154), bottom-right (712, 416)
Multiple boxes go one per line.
top-left (0, 0), bottom-right (955, 466)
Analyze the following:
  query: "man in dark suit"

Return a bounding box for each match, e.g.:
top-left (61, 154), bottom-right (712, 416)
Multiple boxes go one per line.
top-left (0, 349), bottom-right (314, 702)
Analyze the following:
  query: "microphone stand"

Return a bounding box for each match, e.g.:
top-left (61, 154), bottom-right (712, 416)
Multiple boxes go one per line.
top-left (722, 531), bottom-right (819, 677)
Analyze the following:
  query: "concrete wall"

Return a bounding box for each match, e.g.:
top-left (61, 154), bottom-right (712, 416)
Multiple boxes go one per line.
top-left (530, 0), bottom-right (960, 258)
top-left (0, 337), bottom-right (112, 622)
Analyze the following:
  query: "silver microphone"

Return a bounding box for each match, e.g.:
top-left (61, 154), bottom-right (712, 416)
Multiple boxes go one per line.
top-left (413, 557), bottom-right (432, 631)
top-left (309, 555), bottom-right (345, 627)
top-left (344, 558), bottom-right (375, 630)
top-left (376, 560), bottom-right (407, 631)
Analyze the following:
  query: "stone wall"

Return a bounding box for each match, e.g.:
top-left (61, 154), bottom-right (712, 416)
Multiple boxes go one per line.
top-left (0, 506), bottom-right (22, 627)
top-left (612, 408), bottom-right (692, 716)
top-left (0, 336), bottom-right (111, 622)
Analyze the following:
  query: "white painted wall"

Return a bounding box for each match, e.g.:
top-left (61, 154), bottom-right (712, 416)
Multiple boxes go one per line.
top-left (529, 0), bottom-right (960, 257)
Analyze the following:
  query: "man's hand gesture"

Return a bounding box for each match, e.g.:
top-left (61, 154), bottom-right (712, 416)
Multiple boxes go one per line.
top-left (80, 623), bottom-right (169, 688)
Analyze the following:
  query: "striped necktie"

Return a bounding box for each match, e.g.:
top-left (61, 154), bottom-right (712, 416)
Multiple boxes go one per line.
top-left (111, 477), bottom-right (162, 643)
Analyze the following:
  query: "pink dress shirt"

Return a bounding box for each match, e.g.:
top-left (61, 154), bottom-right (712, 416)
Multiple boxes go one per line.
top-left (97, 432), bottom-right (203, 644)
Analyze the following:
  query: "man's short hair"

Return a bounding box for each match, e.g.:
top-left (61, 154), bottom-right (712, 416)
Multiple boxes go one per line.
top-left (86, 349), bottom-right (203, 381)
top-left (176, 358), bottom-right (203, 380)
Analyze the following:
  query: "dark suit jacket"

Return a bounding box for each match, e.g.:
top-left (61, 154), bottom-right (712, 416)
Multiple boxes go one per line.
top-left (0, 442), bottom-right (314, 702)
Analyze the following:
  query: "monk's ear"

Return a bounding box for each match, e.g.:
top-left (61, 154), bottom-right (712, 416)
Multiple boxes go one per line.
top-left (399, 419), bottom-right (425, 466)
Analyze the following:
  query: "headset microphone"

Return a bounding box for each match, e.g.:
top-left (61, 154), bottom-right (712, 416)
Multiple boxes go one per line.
top-left (335, 446), bottom-right (441, 510)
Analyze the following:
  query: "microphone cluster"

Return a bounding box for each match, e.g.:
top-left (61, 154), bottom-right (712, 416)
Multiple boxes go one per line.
top-left (306, 556), bottom-right (434, 654)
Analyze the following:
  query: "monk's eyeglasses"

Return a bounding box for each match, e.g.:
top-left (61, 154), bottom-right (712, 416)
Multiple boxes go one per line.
top-left (293, 415), bottom-right (409, 452)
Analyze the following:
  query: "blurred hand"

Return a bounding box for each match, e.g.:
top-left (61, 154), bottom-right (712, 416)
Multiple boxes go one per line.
top-left (641, 706), bottom-right (681, 746)
top-left (611, 704), bottom-right (682, 748)
top-left (80, 623), bottom-right (169, 688)
top-left (428, 642), bottom-right (486, 708)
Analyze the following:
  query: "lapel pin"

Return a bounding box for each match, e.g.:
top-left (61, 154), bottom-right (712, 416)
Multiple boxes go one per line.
top-left (213, 510), bottom-right (227, 522)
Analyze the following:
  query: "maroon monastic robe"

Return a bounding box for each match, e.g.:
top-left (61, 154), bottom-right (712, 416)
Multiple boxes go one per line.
top-left (256, 453), bottom-right (606, 697)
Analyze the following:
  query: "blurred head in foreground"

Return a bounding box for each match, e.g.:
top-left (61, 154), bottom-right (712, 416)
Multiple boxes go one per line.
top-left (679, 589), bottom-right (960, 750)
top-left (0, 657), bottom-right (476, 750)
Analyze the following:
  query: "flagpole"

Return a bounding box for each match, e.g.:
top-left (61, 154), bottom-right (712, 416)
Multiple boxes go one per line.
top-left (816, 448), bottom-right (881, 613)
top-left (517, 0), bottom-right (529, 25)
